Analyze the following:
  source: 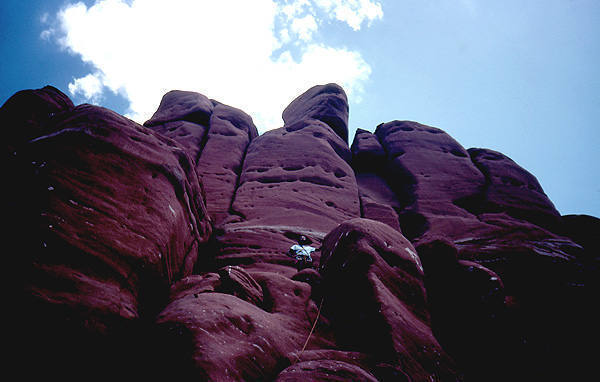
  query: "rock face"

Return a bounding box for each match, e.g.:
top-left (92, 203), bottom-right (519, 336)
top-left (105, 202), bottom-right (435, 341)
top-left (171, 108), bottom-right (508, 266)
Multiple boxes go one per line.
top-left (144, 90), bottom-right (259, 226)
top-left (6, 84), bottom-right (594, 381)
top-left (282, 83), bottom-right (349, 143)
top-left (466, 147), bottom-right (561, 229)
top-left (352, 128), bottom-right (402, 231)
top-left (6, 95), bottom-right (212, 378)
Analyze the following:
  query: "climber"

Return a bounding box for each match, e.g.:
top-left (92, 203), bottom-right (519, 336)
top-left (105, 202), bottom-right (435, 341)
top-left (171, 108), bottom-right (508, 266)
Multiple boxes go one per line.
top-left (287, 235), bottom-right (316, 270)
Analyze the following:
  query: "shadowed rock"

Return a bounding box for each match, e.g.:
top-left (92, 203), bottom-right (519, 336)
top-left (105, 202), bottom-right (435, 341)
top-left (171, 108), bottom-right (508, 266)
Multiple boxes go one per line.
top-left (6, 91), bottom-right (211, 378)
top-left (276, 359), bottom-right (379, 381)
top-left (416, 238), bottom-right (507, 380)
top-left (2, 85), bottom-right (74, 154)
top-left (352, 128), bottom-right (402, 231)
top-left (155, 266), bottom-right (333, 380)
top-left (375, 120), bottom-right (486, 240)
top-left (319, 218), bottom-right (460, 381)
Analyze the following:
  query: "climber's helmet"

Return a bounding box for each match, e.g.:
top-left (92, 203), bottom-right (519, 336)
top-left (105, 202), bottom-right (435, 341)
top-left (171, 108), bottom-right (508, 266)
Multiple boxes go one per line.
top-left (298, 235), bottom-right (310, 245)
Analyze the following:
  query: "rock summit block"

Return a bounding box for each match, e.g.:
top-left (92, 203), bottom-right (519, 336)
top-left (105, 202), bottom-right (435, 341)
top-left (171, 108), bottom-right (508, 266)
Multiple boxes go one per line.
top-left (283, 83), bottom-right (350, 143)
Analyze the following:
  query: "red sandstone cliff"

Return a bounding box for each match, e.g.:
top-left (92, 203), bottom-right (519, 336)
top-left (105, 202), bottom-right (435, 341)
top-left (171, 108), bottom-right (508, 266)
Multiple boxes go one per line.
top-left (4, 84), bottom-right (595, 381)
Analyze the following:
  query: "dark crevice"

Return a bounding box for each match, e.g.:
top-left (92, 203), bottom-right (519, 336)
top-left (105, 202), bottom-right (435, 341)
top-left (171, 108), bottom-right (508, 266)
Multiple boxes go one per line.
top-left (397, 210), bottom-right (429, 241)
top-left (358, 192), bottom-right (365, 218)
top-left (358, 129), bottom-right (415, 233)
top-left (194, 119), bottom-right (213, 164)
top-left (452, 149), bottom-right (492, 217)
top-left (181, 109), bottom-right (212, 127)
top-left (381, 158), bottom-right (417, 209)
top-left (458, 149), bottom-right (561, 230)
top-left (226, 135), bottom-right (253, 222)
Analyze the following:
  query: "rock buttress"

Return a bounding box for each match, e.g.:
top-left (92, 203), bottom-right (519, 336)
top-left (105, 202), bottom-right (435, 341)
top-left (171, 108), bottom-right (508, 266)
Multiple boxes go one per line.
top-left (375, 120), bottom-right (487, 241)
top-left (374, 119), bottom-right (587, 380)
top-left (145, 90), bottom-right (259, 227)
top-left (214, 84), bottom-right (359, 271)
top-left (6, 88), bottom-right (211, 378)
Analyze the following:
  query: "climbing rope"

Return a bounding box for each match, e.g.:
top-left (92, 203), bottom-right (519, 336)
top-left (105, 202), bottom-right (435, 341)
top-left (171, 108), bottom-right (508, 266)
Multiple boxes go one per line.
top-left (301, 297), bottom-right (325, 353)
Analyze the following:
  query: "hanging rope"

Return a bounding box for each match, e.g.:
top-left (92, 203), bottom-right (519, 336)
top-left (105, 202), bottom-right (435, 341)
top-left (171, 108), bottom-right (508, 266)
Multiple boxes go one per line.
top-left (301, 297), bottom-right (325, 353)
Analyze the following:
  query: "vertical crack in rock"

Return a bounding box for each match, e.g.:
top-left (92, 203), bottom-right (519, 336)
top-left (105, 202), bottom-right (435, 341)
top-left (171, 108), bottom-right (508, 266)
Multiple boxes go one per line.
top-left (227, 136), bottom-right (252, 223)
top-left (374, 120), bottom-right (491, 241)
top-left (461, 147), bottom-right (561, 231)
top-left (213, 84), bottom-right (359, 269)
top-left (144, 91), bottom-right (258, 228)
top-left (319, 219), bottom-right (460, 380)
top-left (351, 128), bottom-right (402, 232)
top-left (195, 103), bottom-right (258, 226)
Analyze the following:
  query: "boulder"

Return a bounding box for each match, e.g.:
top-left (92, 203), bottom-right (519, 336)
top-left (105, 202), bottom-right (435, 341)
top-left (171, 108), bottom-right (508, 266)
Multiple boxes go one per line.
top-left (319, 218), bottom-right (460, 381)
top-left (155, 267), bottom-right (333, 380)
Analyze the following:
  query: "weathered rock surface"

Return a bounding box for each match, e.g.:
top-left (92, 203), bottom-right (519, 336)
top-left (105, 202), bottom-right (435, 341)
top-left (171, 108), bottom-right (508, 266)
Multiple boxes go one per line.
top-left (2, 85), bottom-right (74, 154)
top-left (276, 359), bottom-right (379, 381)
top-left (283, 83), bottom-right (349, 143)
top-left (6, 84), bottom-right (594, 381)
top-left (145, 91), bottom-right (258, 226)
top-left (374, 120), bottom-right (487, 240)
top-left (358, 119), bottom-right (590, 381)
top-left (6, 99), bottom-right (211, 378)
top-left (155, 268), bottom-right (329, 380)
top-left (214, 86), bottom-right (358, 271)
top-left (465, 148), bottom-right (561, 229)
top-left (144, 89), bottom-right (214, 127)
top-left (319, 218), bottom-right (459, 381)
top-left (352, 128), bottom-right (402, 231)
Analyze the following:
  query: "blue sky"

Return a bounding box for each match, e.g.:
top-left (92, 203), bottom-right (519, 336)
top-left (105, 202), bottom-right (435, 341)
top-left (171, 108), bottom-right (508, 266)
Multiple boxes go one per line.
top-left (1, 0), bottom-right (599, 217)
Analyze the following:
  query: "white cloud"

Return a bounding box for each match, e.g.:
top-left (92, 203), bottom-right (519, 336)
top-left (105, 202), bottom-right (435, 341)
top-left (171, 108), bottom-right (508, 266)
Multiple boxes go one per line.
top-left (68, 72), bottom-right (104, 102)
top-left (291, 14), bottom-right (318, 41)
top-left (52, 0), bottom-right (382, 132)
top-left (40, 12), bottom-right (55, 41)
top-left (313, 0), bottom-right (383, 30)
top-left (40, 29), bottom-right (53, 41)
top-left (281, 0), bottom-right (311, 18)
